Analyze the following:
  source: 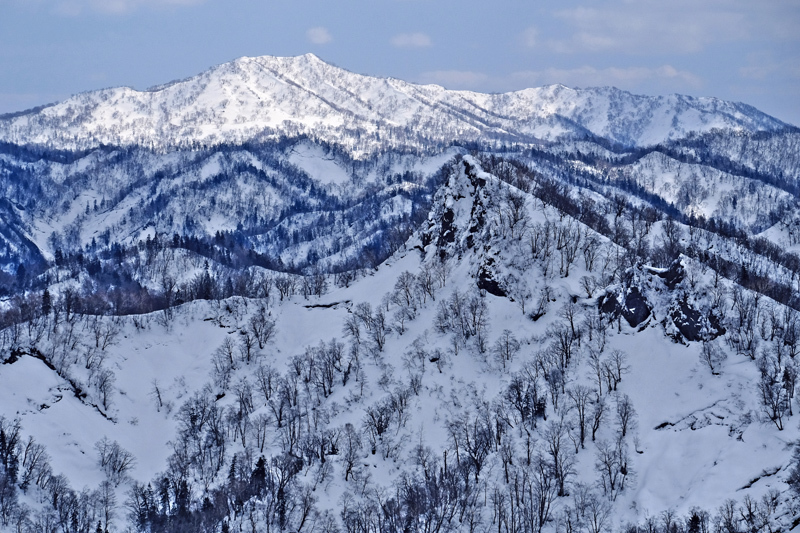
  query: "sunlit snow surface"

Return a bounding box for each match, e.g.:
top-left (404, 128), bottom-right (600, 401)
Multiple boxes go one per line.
top-left (0, 54), bottom-right (788, 154)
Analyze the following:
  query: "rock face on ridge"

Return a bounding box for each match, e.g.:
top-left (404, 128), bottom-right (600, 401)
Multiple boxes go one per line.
top-left (599, 258), bottom-right (725, 342)
top-left (422, 155), bottom-right (507, 296)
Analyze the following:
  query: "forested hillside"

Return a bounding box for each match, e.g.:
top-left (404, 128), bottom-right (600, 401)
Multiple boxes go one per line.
top-left (0, 55), bottom-right (799, 533)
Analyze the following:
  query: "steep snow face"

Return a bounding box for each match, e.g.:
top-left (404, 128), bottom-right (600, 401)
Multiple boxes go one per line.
top-left (0, 54), bottom-right (790, 154)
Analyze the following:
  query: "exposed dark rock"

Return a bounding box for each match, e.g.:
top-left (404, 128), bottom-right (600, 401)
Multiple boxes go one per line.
top-left (649, 259), bottom-right (685, 290)
top-left (670, 300), bottom-right (705, 341)
top-left (602, 259), bottom-right (725, 341)
top-left (438, 209), bottom-right (456, 247)
top-left (2, 348), bottom-right (23, 365)
top-left (464, 163), bottom-right (487, 250)
top-left (669, 297), bottom-right (725, 342)
top-left (622, 287), bottom-right (652, 327)
top-left (477, 261), bottom-right (505, 297)
top-left (599, 286), bottom-right (652, 327)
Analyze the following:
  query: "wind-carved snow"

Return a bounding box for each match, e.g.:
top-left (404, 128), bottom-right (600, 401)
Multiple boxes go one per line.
top-left (0, 54), bottom-right (790, 154)
top-left (286, 141), bottom-right (352, 185)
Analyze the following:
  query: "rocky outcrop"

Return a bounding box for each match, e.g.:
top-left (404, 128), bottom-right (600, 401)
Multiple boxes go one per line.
top-left (599, 258), bottom-right (725, 342)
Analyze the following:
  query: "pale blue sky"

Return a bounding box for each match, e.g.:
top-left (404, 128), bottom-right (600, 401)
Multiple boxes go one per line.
top-left (2, 0), bottom-right (799, 125)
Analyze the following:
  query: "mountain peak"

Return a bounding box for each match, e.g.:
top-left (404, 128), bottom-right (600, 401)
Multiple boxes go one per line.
top-left (0, 54), bottom-right (790, 153)
top-left (235, 52), bottom-right (326, 67)
top-left (299, 52), bottom-right (323, 62)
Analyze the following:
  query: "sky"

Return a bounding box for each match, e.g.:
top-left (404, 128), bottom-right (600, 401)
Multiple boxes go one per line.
top-left (1, 0), bottom-right (799, 125)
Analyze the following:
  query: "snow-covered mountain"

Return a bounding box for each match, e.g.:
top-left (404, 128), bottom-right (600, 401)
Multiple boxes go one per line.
top-left (0, 54), bottom-right (796, 281)
top-left (1, 154), bottom-right (799, 533)
top-left (0, 54), bottom-right (792, 154)
top-left (1, 54), bottom-right (800, 533)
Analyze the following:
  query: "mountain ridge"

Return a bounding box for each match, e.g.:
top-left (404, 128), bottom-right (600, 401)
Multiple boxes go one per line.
top-left (0, 53), bottom-right (792, 154)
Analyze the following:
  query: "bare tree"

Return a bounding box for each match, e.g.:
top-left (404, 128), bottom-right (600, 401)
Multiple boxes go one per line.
top-left (90, 316), bottom-right (120, 351)
top-left (544, 419), bottom-right (576, 497)
top-left (392, 271), bottom-right (419, 316)
top-left (343, 313), bottom-right (362, 345)
top-left (98, 480), bottom-right (116, 531)
top-left (584, 487), bottom-right (613, 533)
top-left (594, 438), bottom-right (629, 500)
top-left (700, 340), bottom-right (727, 375)
top-left (758, 353), bottom-right (788, 430)
top-left (150, 379), bottom-right (164, 412)
top-left (503, 189), bottom-right (530, 240)
top-left (604, 350), bottom-right (629, 392)
top-left (18, 437), bottom-right (49, 493)
top-left (275, 275), bottom-right (296, 301)
top-left (567, 385), bottom-right (594, 450)
top-left (614, 393), bottom-right (637, 438)
top-left (501, 454), bottom-right (558, 533)
top-left (783, 308), bottom-right (800, 359)
top-left (466, 293), bottom-right (490, 353)
top-left (251, 413), bottom-right (271, 454)
top-left (0, 418), bottom-right (20, 497)
top-left (582, 233), bottom-right (602, 272)
top-left (95, 437), bottom-right (135, 486)
top-left (591, 395), bottom-right (606, 442)
top-left (559, 301), bottom-right (581, 341)
top-left (433, 260), bottom-right (449, 289)
top-left (493, 329), bottom-right (521, 370)
top-left (416, 265), bottom-right (437, 302)
top-left (556, 219), bottom-right (582, 277)
top-left (784, 360), bottom-right (797, 417)
top-left (587, 348), bottom-right (605, 396)
top-left (340, 423), bottom-right (362, 482)
top-left (250, 307), bottom-right (277, 349)
top-left (363, 401), bottom-right (393, 455)
top-left (505, 370), bottom-right (541, 434)
top-left (455, 408), bottom-right (495, 483)
top-left (354, 302), bottom-right (374, 331)
top-left (94, 369), bottom-right (116, 412)
top-left (371, 308), bottom-right (388, 352)
top-left (548, 323), bottom-right (577, 372)
top-left (580, 275), bottom-right (600, 298)
top-left (238, 329), bottom-right (257, 364)
top-left (212, 338), bottom-right (237, 390)
top-left (254, 363), bottom-right (279, 405)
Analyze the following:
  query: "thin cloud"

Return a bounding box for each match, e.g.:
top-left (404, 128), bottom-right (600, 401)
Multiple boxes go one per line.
top-left (739, 52), bottom-right (800, 81)
top-left (546, 0), bottom-right (790, 55)
top-left (0, 92), bottom-right (66, 115)
top-left (511, 65), bottom-right (703, 90)
top-left (306, 27), bottom-right (333, 45)
top-left (391, 33), bottom-right (432, 48)
top-left (51, 0), bottom-right (203, 15)
top-left (521, 27), bottom-right (538, 48)
top-left (418, 70), bottom-right (488, 89)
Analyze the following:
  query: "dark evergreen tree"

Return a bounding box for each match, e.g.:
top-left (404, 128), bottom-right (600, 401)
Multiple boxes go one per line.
top-left (250, 456), bottom-right (267, 496)
top-left (41, 289), bottom-right (51, 316)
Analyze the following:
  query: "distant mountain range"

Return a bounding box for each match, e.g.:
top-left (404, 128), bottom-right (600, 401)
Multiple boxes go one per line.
top-left (0, 55), bottom-right (798, 279)
top-left (0, 54), bottom-right (794, 154)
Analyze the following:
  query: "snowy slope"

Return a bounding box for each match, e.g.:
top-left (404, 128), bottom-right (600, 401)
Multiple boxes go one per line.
top-left (0, 54), bottom-right (791, 154)
top-left (1, 158), bottom-right (797, 532)
top-left (0, 54), bottom-right (800, 533)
